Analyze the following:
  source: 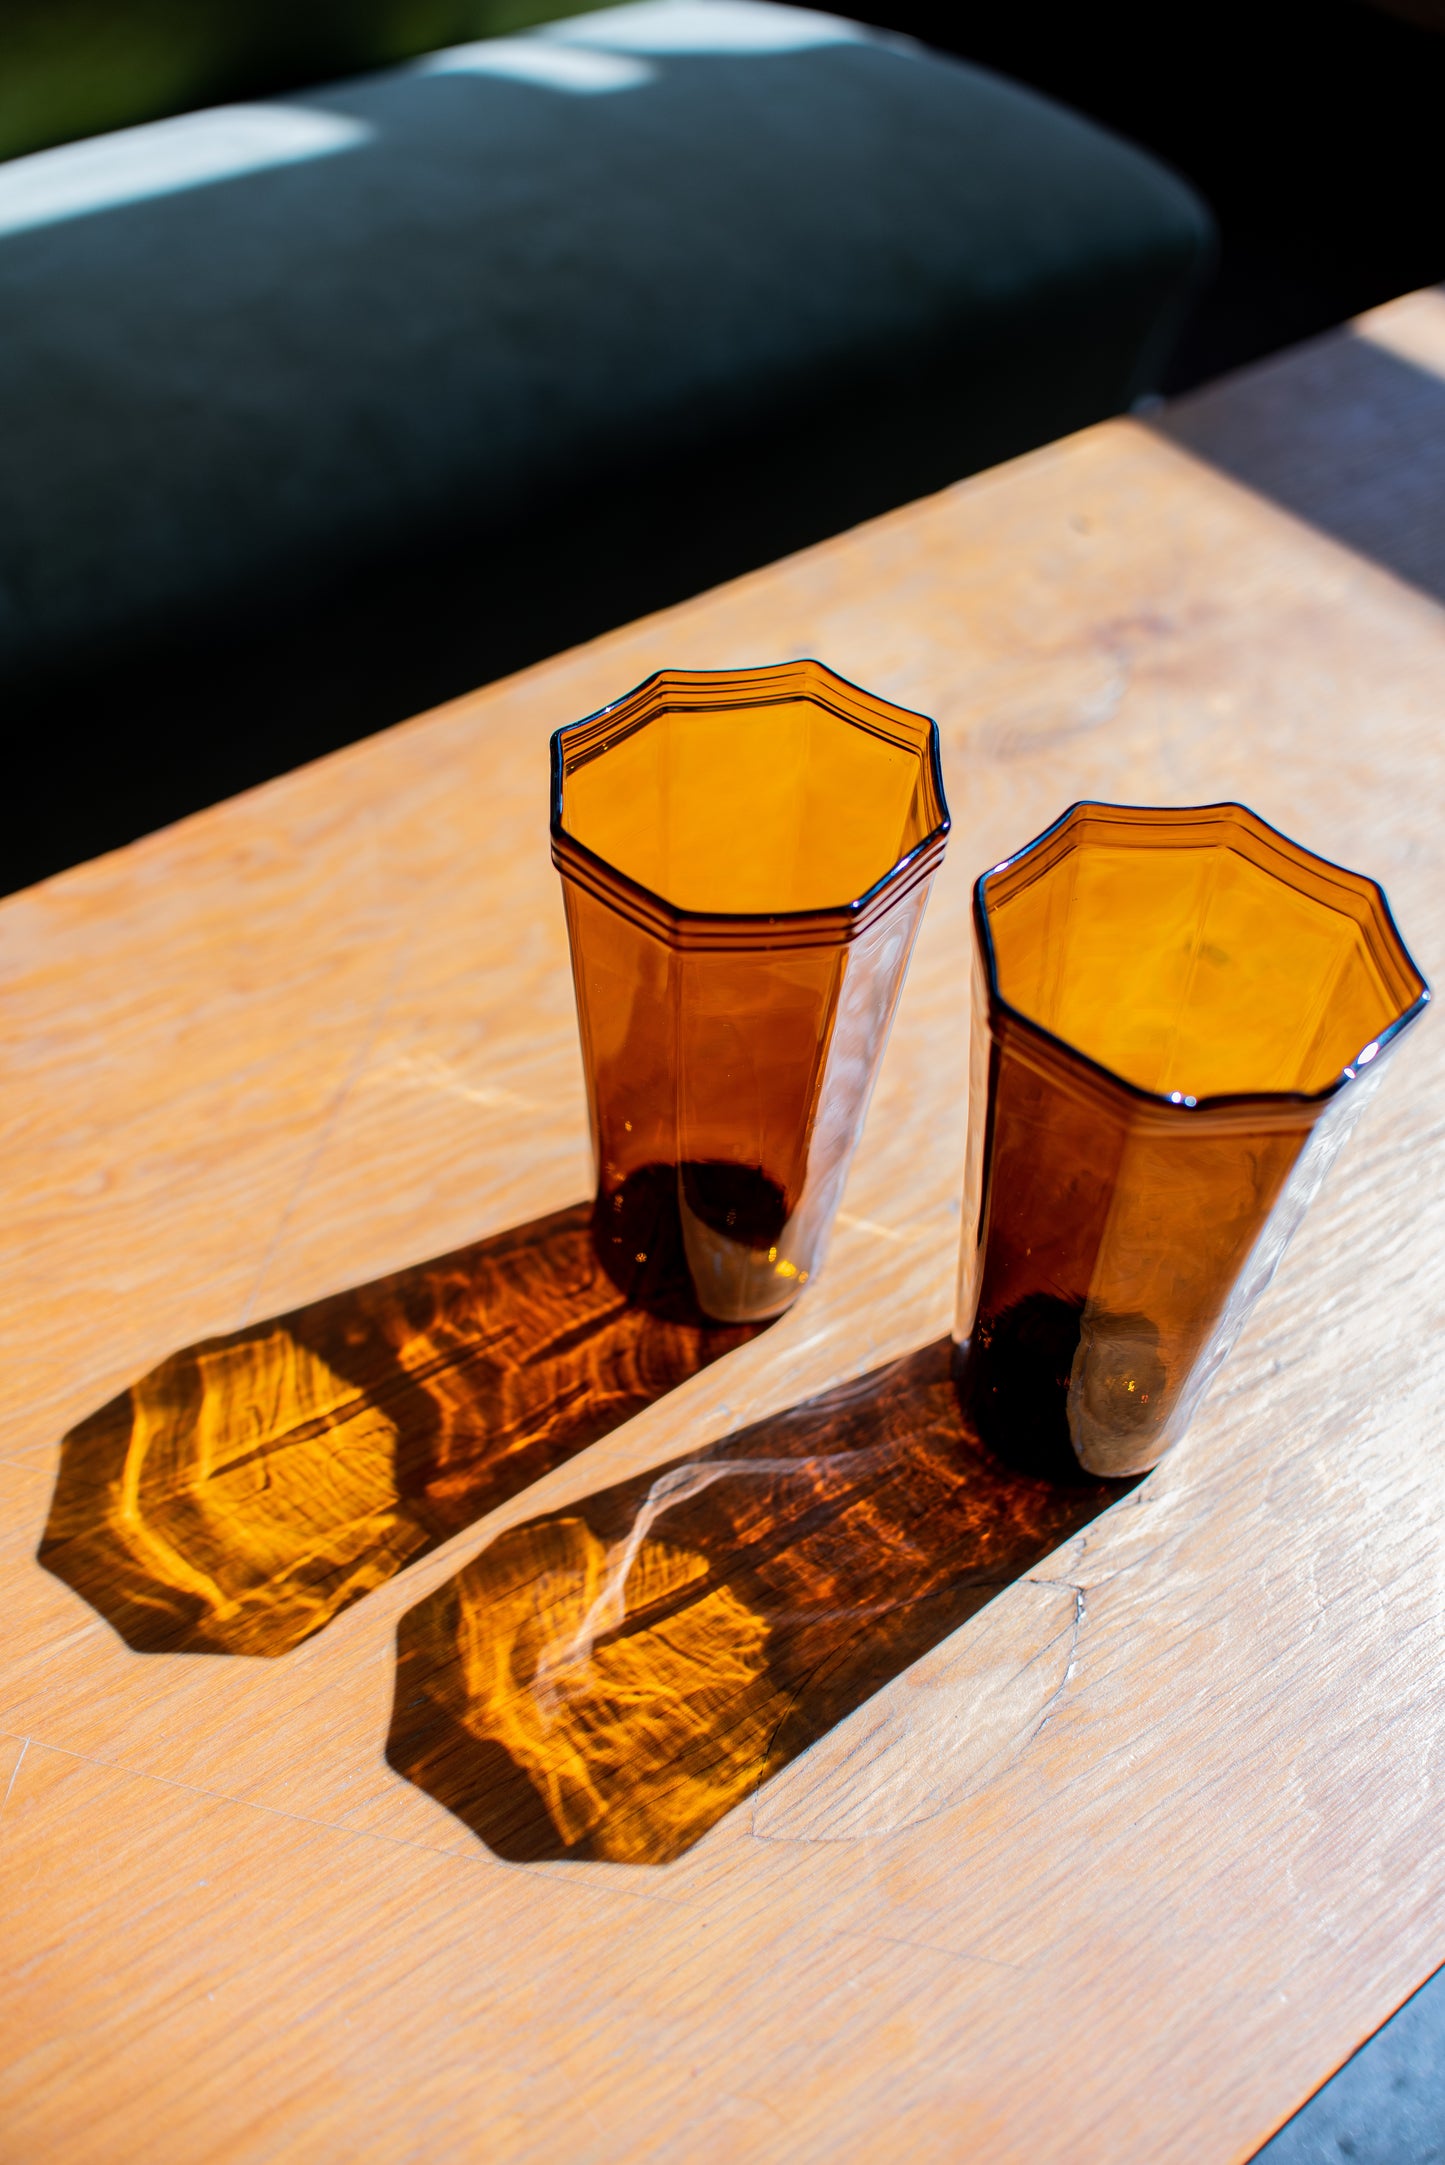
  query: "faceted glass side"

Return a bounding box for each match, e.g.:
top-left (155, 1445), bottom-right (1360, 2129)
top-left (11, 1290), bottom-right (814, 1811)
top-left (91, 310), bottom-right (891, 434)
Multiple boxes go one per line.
top-left (553, 663), bottom-right (949, 1323)
top-left (956, 802), bottom-right (1428, 1477)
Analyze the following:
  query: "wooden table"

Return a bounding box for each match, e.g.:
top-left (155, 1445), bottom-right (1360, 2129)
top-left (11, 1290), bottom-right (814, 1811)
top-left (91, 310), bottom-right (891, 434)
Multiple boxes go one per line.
top-left (4, 288), bottom-right (1444, 2163)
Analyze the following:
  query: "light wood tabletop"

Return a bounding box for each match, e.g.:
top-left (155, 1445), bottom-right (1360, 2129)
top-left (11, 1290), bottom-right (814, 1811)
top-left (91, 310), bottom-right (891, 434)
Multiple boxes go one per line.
top-left (3, 288), bottom-right (1444, 2164)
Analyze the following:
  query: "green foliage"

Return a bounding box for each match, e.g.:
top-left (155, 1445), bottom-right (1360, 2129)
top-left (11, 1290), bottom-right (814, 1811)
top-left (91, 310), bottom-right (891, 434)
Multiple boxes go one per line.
top-left (0, 0), bottom-right (617, 162)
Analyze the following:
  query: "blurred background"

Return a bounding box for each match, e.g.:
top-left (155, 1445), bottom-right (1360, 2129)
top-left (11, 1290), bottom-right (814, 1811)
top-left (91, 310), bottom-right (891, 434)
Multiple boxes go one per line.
top-left (7, 0), bottom-right (1441, 385)
top-left (812, 0), bottom-right (1445, 389)
top-left (1, 0), bottom-right (1441, 892)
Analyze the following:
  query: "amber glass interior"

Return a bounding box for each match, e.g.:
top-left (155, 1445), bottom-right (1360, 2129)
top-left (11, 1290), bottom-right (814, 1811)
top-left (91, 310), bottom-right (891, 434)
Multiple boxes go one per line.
top-left (958, 803), bottom-right (1428, 1478)
top-left (553, 665), bottom-right (949, 1323)
top-left (986, 804), bottom-right (1422, 1099)
top-left (561, 693), bottom-right (938, 917)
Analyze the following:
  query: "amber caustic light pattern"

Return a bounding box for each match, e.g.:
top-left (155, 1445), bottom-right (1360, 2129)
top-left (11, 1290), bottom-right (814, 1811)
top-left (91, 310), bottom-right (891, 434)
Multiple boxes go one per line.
top-left (39, 1204), bottom-right (763, 1658)
top-left (387, 1341), bottom-right (1126, 1866)
top-left (956, 803), bottom-right (1429, 1480)
top-left (552, 664), bottom-right (949, 1326)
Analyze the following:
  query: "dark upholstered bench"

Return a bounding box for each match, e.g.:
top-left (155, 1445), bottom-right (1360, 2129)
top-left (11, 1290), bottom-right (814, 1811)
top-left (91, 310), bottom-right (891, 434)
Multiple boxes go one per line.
top-left (0, 1), bottom-right (1213, 890)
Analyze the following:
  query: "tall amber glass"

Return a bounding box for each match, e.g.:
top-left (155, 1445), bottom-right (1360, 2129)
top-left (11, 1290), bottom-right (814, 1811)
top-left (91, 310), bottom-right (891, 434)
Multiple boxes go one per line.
top-left (955, 802), bottom-right (1429, 1477)
top-left (552, 663), bottom-right (950, 1323)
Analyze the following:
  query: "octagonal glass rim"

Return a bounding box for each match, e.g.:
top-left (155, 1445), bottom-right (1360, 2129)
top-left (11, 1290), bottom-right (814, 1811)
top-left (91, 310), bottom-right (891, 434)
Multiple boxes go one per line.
top-left (974, 799), bottom-right (1431, 1115)
top-left (550, 661), bottom-right (951, 950)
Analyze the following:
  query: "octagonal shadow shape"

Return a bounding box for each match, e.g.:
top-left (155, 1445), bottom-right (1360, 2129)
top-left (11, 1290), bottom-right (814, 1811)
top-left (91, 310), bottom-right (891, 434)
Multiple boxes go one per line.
top-left (38, 1173), bottom-right (765, 1657)
top-left (387, 1327), bottom-right (1134, 1867)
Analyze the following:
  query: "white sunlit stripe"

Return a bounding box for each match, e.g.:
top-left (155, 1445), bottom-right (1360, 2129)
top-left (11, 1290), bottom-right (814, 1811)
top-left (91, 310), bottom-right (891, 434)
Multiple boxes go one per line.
top-left (0, 104), bottom-right (372, 240)
top-left (420, 39), bottom-right (655, 91)
top-left (540, 0), bottom-right (874, 53)
top-left (1352, 287), bottom-right (1445, 385)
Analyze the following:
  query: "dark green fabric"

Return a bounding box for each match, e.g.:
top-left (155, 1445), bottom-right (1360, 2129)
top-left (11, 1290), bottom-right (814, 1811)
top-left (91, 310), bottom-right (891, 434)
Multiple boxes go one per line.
top-left (0, 29), bottom-right (1212, 888)
top-left (0, 0), bottom-right (610, 160)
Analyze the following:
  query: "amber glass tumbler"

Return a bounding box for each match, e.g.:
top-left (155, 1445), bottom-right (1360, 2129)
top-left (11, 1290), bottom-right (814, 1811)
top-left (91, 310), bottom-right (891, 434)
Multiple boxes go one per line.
top-left (956, 802), bottom-right (1429, 1478)
top-left (552, 663), bottom-right (950, 1323)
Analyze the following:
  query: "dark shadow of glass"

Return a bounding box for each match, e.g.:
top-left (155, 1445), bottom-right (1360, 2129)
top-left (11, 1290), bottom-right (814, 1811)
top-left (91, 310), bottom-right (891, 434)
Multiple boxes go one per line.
top-left (37, 1185), bottom-right (765, 1657)
top-left (1150, 330), bottom-right (1445, 606)
top-left (386, 1338), bottom-right (1135, 1866)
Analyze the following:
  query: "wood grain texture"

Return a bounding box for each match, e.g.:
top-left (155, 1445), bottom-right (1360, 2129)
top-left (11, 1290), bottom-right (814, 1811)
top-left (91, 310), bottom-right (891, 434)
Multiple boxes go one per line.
top-left (4, 289), bottom-right (1445, 2163)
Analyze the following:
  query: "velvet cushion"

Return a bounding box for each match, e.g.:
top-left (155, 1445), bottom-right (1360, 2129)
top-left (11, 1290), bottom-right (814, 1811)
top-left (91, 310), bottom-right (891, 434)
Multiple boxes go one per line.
top-left (0, 2), bottom-right (1213, 887)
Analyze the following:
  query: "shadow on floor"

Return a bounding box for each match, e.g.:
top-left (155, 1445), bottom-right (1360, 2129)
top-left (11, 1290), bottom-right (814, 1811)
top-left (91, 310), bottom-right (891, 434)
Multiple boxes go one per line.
top-left (38, 1191), bottom-right (764, 1657)
top-left (1252, 1959), bottom-right (1445, 2165)
top-left (1151, 329), bottom-right (1445, 608)
top-left (387, 1339), bottom-right (1134, 1866)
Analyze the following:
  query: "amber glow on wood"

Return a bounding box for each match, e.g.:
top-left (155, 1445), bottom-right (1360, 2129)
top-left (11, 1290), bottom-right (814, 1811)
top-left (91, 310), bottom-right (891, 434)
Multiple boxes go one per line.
top-left (388, 1344), bottom-right (1118, 1864)
top-left (39, 1205), bottom-right (761, 1656)
top-left (4, 291), bottom-right (1445, 2163)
